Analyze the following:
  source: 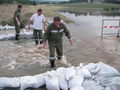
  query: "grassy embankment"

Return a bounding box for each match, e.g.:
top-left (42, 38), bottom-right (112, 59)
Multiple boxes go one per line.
top-left (0, 3), bottom-right (120, 25)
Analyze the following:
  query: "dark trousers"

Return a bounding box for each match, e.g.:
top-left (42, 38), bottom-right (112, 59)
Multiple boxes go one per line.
top-left (33, 29), bottom-right (43, 44)
top-left (15, 23), bottom-right (20, 40)
top-left (48, 40), bottom-right (63, 62)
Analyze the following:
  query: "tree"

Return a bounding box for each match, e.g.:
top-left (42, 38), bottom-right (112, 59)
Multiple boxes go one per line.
top-left (104, 0), bottom-right (120, 3)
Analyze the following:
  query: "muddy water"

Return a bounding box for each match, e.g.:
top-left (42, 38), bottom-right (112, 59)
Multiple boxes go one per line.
top-left (60, 12), bottom-right (120, 71)
top-left (0, 11), bottom-right (120, 90)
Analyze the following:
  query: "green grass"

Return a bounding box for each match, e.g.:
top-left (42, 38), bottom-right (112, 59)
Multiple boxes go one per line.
top-left (54, 2), bottom-right (120, 13)
top-left (0, 3), bottom-right (120, 25)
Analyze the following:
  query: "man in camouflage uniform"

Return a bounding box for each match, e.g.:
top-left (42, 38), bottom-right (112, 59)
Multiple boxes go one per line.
top-left (43, 17), bottom-right (72, 68)
top-left (14, 5), bottom-right (22, 40)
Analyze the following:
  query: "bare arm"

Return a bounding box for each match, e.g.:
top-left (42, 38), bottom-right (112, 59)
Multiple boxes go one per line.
top-left (28, 20), bottom-right (32, 30)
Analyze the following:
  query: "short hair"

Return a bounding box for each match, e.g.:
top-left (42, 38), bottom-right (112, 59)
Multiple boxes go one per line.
top-left (53, 16), bottom-right (61, 22)
top-left (18, 5), bottom-right (22, 8)
top-left (37, 9), bottom-right (42, 12)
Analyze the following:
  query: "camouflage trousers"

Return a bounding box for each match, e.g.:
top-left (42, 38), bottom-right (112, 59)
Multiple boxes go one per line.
top-left (48, 39), bottom-right (63, 62)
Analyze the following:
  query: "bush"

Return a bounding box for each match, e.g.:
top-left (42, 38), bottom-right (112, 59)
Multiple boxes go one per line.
top-left (115, 8), bottom-right (119, 11)
top-left (111, 7), bottom-right (115, 11)
top-left (104, 8), bottom-right (109, 11)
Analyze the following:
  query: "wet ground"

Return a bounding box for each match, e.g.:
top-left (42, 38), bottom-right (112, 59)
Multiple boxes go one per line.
top-left (0, 12), bottom-right (120, 90)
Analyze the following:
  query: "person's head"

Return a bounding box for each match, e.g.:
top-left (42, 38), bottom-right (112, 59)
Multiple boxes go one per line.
top-left (37, 9), bottom-right (42, 15)
top-left (17, 5), bottom-right (22, 11)
top-left (53, 16), bottom-right (61, 26)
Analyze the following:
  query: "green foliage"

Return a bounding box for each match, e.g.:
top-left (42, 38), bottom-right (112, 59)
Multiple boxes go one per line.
top-left (0, 0), bottom-right (33, 4)
top-left (104, 8), bottom-right (109, 11)
top-left (104, 0), bottom-right (120, 4)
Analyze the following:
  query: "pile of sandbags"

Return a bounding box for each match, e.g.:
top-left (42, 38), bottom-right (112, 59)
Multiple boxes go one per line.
top-left (0, 31), bottom-right (32, 40)
top-left (0, 25), bottom-right (15, 30)
top-left (0, 62), bottom-right (120, 90)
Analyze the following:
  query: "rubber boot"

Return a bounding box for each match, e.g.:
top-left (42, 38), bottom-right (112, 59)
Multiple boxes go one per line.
top-left (50, 60), bottom-right (55, 68)
top-left (40, 41), bottom-right (43, 45)
top-left (15, 34), bottom-right (19, 40)
top-left (35, 41), bottom-right (38, 45)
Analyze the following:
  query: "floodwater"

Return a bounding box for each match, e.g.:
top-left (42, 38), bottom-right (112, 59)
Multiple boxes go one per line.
top-left (60, 11), bottom-right (120, 71)
top-left (0, 11), bottom-right (120, 89)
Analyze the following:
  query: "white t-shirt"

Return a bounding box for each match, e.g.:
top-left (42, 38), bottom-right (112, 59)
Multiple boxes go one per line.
top-left (30, 13), bottom-right (45, 30)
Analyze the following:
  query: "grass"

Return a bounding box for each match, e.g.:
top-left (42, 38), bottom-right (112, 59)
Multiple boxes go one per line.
top-left (0, 3), bottom-right (120, 25)
top-left (53, 2), bottom-right (120, 13)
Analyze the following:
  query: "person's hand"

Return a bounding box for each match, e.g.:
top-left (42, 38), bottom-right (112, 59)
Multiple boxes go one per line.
top-left (43, 42), bottom-right (47, 49)
top-left (44, 24), bottom-right (46, 31)
top-left (28, 25), bottom-right (31, 30)
top-left (17, 21), bottom-right (20, 26)
top-left (69, 39), bottom-right (72, 45)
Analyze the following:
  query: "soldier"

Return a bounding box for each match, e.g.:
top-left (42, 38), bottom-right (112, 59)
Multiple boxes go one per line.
top-left (28, 9), bottom-right (46, 45)
top-left (14, 5), bottom-right (22, 40)
top-left (43, 16), bottom-right (72, 68)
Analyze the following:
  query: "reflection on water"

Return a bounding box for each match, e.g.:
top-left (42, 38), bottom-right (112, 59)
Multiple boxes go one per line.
top-left (60, 11), bottom-right (120, 17)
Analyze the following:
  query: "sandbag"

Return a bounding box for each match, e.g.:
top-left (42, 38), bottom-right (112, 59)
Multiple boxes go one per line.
top-left (106, 83), bottom-right (120, 90)
top-left (76, 68), bottom-right (92, 79)
top-left (68, 75), bottom-right (84, 89)
top-left (83, 63), bottom-right (99, 75)
top-left (45, 70), bottom-right (60, 90)
top-left (100, 77), bottom-right (120, 89)
top-left (70, 86), bottom-right (84, 90)
top-left (0, 77), bottom-right (20, 89)
top-left (56, 67), bottom-right (66, 75)
top-left (20, 76), bottom-right (39, 90)
top-left (34, 74), bottom-right (45, 87)
top-left (56, 67), bottom-right (68, 90)
top-left (83, 80), bottom-right (105, 90)
top-left (64, 66), bottom-right (76, 81)
top-left (96, 62), bottom-right (120, 78)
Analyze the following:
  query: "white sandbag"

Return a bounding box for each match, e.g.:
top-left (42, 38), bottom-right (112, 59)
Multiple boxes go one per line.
top-left (76, 68), bottom-right (92, 79)
top-left (64, 66), bottom-right (76, 81)
top-left (83, 80), bottom-right (105, 90)
top-left (96, 62), bottom-right (120, 78)
top-left (83, 63), bottom-right (99, 75)
top-left (56, 67), bottom-right (66, 75)
top-left (59, 72), bottom-right (68, 90)
top-left (100, 77), bottom-right (120, 89)
top-left (45, 70), bottom-right (60, 90)
top-left (56, 67), bottom-right (68, 90)
top-left (68, 75), bottom-right (84, 89)
top-left (34, 74), bottom-right (45, 87)
top-left (70, 86), bottom-right (84, 90)
top-left (0, 77), bottom-right (20, 89)
top-left (106, 83), bottom-right (120, 90)
top-left (20, 76), bottom-right (39, 90)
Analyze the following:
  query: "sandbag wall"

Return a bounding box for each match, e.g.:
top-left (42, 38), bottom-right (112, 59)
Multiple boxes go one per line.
top-left (0, 62), bottom-right (120, 90)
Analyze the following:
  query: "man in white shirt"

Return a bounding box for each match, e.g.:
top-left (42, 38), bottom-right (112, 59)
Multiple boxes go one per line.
top-left (28, 9), bottom-right (46, 45)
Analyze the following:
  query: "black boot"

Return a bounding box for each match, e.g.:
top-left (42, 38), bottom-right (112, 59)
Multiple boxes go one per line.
top-left (50, 60), bottom-right (55, 68)
top-left (35, 41), bottom-right (38, 45)
top-left (40, 41), bottom-right (43, 45)
top-left (15, 34), bottom-right (19, 40)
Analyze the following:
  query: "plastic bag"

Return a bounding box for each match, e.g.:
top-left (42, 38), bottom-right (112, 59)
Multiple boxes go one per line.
top-left (70, 86), bottom-right (84, 90)
top-left (0, 77), bottom-right (20, 89)
top-left (96, 62), bottom-right (120, 78)
top-left (34, 74), bottom-right (45, 87)
top-left (64, 67), bottom-right (76, 81)
top-left (68, 75), bottom-right (84, 89)
top-left (45, 71), bottom-right (60, 90)
top-left (83, 80), bottom-right (105, 90)
top-left (20, 76), bottom-right (39, 90)
top-left (76, 68), bottom-right (92, 79)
